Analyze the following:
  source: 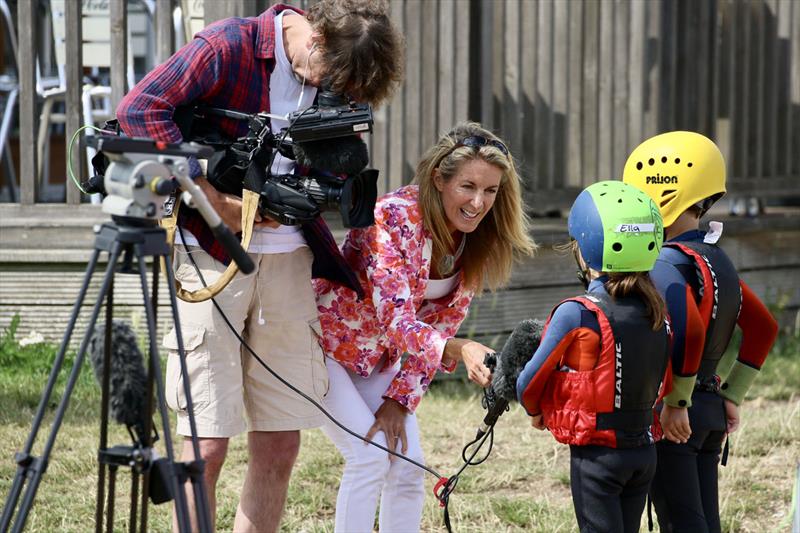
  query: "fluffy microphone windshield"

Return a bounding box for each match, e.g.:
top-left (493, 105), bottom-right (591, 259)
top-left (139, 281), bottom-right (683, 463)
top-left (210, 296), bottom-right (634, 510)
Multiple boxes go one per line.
top-left (492, 319), bottom-right (545, 402)
top-left (88, 320), bottom-right (149, 437)
top-left (292, 135), bottom-right (369, 176)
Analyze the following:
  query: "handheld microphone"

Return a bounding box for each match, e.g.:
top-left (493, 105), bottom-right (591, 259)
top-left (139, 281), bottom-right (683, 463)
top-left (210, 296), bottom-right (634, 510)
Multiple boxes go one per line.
top-left (476, 395), bottom-right (510, 439)
top-left (292, 135), bottom-right (370, 175)
top-left (476, 319), bottom-right (545, 438)
top-left (88, 320), bottom-right (150, 445)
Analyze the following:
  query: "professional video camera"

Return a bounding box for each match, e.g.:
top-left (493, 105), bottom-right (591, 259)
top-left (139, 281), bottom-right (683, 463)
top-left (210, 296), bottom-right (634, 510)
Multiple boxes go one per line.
top-left (190, 87), bottom-right (379, 228)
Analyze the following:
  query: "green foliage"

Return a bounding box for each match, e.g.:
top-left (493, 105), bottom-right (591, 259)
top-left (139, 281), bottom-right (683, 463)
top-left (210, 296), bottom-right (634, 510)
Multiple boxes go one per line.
top-left (0, 315), bottom-right (96, 422)
top-left (0, 315), bottom-right (64, 374)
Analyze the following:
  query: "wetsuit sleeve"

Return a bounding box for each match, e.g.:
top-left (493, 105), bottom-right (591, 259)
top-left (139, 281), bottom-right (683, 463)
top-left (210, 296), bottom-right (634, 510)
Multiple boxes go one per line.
top-left (719, 280), bottom-right (779, 405)
top-left (516, 302), bottom-right (600, 416)
top-left (650, 258), bottom-right (706, 408)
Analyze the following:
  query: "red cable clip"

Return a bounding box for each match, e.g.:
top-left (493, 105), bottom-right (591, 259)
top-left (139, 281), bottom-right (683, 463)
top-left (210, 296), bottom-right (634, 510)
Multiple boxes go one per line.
top-left (433, 477), bottom-right (449, 507)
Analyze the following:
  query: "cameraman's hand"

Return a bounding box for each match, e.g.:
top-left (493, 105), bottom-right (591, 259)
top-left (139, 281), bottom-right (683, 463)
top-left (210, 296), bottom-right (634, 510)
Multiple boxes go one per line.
top-left (195, 178), bottom-right (280, 232)
top-left (443, 338), bottom-right (492, 388)
top-left (365, 398), bottom-right (408, 458)
top-left (530, 414), bottom-right (546, 430)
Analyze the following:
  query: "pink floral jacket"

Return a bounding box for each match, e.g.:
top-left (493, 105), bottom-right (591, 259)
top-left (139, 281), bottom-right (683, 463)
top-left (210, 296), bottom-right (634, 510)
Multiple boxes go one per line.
top-left (314, 185), bottom-right (476, 412)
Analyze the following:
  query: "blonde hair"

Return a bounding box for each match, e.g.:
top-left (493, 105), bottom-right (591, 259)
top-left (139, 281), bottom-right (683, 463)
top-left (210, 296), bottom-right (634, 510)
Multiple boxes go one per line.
top-left (415, 122), bottom-right (537, 292)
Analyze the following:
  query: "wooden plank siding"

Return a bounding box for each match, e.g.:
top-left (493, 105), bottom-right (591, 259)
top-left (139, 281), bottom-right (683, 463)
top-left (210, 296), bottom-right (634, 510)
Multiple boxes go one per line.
top-left (2, 0), bottom-right (799, 362)
top-left (5, 0), bottom-right (800, 206)
top-left (2, 217), bottom-right (799, 351)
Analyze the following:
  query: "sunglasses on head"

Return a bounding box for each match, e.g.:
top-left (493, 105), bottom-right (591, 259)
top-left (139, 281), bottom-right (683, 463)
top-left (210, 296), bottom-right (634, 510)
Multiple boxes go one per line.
top-left (451, 135), bottom-right (509, 156)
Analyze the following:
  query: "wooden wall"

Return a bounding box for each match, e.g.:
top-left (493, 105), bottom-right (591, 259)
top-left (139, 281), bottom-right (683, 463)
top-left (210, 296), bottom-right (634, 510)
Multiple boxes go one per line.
top-left (3, 0), bottom-right (799, 208)
top-left (1, 0), bottom-right (799, 351)
top-left (2, 216), bottom-right (798, 349)
top-left (390, 0), bottom-right (800, 211)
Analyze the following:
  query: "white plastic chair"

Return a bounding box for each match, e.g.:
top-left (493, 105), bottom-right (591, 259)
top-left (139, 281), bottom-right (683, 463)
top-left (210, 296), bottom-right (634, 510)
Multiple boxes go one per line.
top-left (37, 0), bottom-right (154, 195)
top-left (0, 0), bottom-right (19, 201)
top-left (181, 0), bottom-right (205, 43)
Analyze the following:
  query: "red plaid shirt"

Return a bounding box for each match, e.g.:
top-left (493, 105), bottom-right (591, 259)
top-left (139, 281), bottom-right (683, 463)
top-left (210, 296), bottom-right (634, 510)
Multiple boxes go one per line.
top-left (116, 4), bottom-right (362, 296)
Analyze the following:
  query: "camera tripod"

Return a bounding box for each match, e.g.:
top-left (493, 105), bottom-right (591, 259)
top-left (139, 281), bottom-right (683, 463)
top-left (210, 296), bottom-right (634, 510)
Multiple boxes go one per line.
top-left (1, 217), bottom-right (211, 533)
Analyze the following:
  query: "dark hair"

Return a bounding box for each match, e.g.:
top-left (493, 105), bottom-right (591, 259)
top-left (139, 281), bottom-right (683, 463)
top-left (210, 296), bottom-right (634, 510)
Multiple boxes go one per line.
top-left (306, 0), bottom-right (405, 106)
top-left (605, 272), bottom-right (668, 331)
top-left (561, 240), bottom-right (667, 331)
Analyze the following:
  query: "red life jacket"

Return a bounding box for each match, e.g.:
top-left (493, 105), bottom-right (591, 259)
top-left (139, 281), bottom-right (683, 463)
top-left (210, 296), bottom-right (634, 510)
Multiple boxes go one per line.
top-left (540, 293), bottom-right (671, 448)
top-left (664, 241), bottom-right (741, 378)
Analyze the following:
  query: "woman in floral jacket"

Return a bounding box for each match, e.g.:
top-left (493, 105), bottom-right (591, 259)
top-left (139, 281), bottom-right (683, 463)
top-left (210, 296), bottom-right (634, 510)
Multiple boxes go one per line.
top-left (314, 122), bottom-right (537, 532)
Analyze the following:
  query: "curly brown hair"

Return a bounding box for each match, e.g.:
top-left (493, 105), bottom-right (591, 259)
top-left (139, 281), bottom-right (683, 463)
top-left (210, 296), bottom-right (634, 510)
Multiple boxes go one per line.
top-left (306, 0), bottom-right (404, 106)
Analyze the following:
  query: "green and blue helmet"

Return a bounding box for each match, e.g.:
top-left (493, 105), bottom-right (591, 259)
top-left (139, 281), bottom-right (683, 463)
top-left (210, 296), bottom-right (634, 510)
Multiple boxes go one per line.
top-left (567, 181), bottom-right (664, 272)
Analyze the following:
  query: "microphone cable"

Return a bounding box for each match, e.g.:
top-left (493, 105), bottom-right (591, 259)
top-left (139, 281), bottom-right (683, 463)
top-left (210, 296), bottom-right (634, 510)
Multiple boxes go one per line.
top-left (176, 223), bottom-right (509, 531)
top-left (172, 105), bottom-right (502, 527)
top-left (176, 228), bottom-right (437, 479)
top-left (434, 384), bottom-right (510, 533)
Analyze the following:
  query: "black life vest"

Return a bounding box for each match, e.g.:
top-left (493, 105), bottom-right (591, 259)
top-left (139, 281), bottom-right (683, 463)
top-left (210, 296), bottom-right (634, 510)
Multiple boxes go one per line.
top-left (665, 241), bottom-right (741, 378)
top-left (541, 293), bottom-right (671, 449)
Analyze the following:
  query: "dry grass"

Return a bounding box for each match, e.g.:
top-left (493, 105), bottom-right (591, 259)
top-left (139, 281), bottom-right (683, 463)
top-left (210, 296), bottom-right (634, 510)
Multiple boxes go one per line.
top-left (0, 384), bottom-right (797, 532)
top-left (1, 321), bottom-right (798, 532)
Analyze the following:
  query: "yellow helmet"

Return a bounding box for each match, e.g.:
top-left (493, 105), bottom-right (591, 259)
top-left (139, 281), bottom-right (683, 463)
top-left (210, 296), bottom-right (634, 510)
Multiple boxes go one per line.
top-left (622, 131), bottom-right (726, 227)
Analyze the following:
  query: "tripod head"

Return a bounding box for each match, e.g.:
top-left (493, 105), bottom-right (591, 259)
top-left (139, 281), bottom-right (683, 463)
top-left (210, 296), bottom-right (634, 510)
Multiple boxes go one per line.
top-left (89, 136), bottom-right (211, 220)
top-left (88, 136), bottom-right (255, 275)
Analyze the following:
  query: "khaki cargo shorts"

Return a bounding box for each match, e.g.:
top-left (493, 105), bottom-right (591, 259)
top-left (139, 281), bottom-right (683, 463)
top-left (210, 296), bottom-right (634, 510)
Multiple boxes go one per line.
top-left (163, 245), bottom-right (329, 437)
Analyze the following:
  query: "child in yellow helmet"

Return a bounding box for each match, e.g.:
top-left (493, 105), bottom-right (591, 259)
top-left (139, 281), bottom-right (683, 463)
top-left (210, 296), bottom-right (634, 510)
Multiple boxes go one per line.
top-left (623, 131), bottom-right (778, 532)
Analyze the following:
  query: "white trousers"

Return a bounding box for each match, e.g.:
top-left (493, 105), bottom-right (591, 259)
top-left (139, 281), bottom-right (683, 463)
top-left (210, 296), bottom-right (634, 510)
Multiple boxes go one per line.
top-left (322, 357), bottom-right (426, 533)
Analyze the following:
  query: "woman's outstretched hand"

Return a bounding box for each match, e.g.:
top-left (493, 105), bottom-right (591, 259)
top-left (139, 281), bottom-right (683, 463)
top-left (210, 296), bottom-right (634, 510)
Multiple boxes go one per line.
top-left (443, 338), bottom-right (493, 388)
top-left (365, 398), bottom-right (409, 458)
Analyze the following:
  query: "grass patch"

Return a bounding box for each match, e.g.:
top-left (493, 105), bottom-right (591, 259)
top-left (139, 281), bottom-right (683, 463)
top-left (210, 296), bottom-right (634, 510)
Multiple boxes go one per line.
top-left (0, 317), bottom-right (798, 532)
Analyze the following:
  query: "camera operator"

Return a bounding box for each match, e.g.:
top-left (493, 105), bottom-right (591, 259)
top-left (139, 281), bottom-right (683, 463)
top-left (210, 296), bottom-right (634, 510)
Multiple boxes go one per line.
top-left (115, 2), bottom-right (403, 531)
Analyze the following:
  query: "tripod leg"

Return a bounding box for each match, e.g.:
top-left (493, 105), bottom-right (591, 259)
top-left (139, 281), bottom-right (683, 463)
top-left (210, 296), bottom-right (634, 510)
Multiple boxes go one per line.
top-left (1, 246), bottom-right (118, 533)
top-left (161, 254), bottom-right (213, 533)
top-left (96, 279), bottom-right (115, 533)
top-left (106, 465), bottom-right (117, 533)
top-left (129, 471), bottom-right (139, 533)
top-left (136, 259), bottom-right (160, 532)
top-left (133, 249), bottom-right (194, 533)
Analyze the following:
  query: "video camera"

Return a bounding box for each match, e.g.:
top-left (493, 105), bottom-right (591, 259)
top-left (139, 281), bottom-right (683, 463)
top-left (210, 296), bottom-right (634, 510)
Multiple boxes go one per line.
top-left (192, 87), bottom-right (379, 228)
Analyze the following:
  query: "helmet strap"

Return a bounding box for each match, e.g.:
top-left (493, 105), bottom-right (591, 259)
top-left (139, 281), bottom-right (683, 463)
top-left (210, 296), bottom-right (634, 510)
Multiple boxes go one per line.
top-left (576, 267), bottom-right (590, 290)
top-left (694, 196), bottom-right (720, 218)
top-left (571, 242), bottom-right (591, 290)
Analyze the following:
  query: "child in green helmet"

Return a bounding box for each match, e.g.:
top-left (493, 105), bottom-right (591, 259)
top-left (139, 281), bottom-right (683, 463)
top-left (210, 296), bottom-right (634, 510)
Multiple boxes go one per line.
top-left (516, 180), bottom-right (673, 533)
